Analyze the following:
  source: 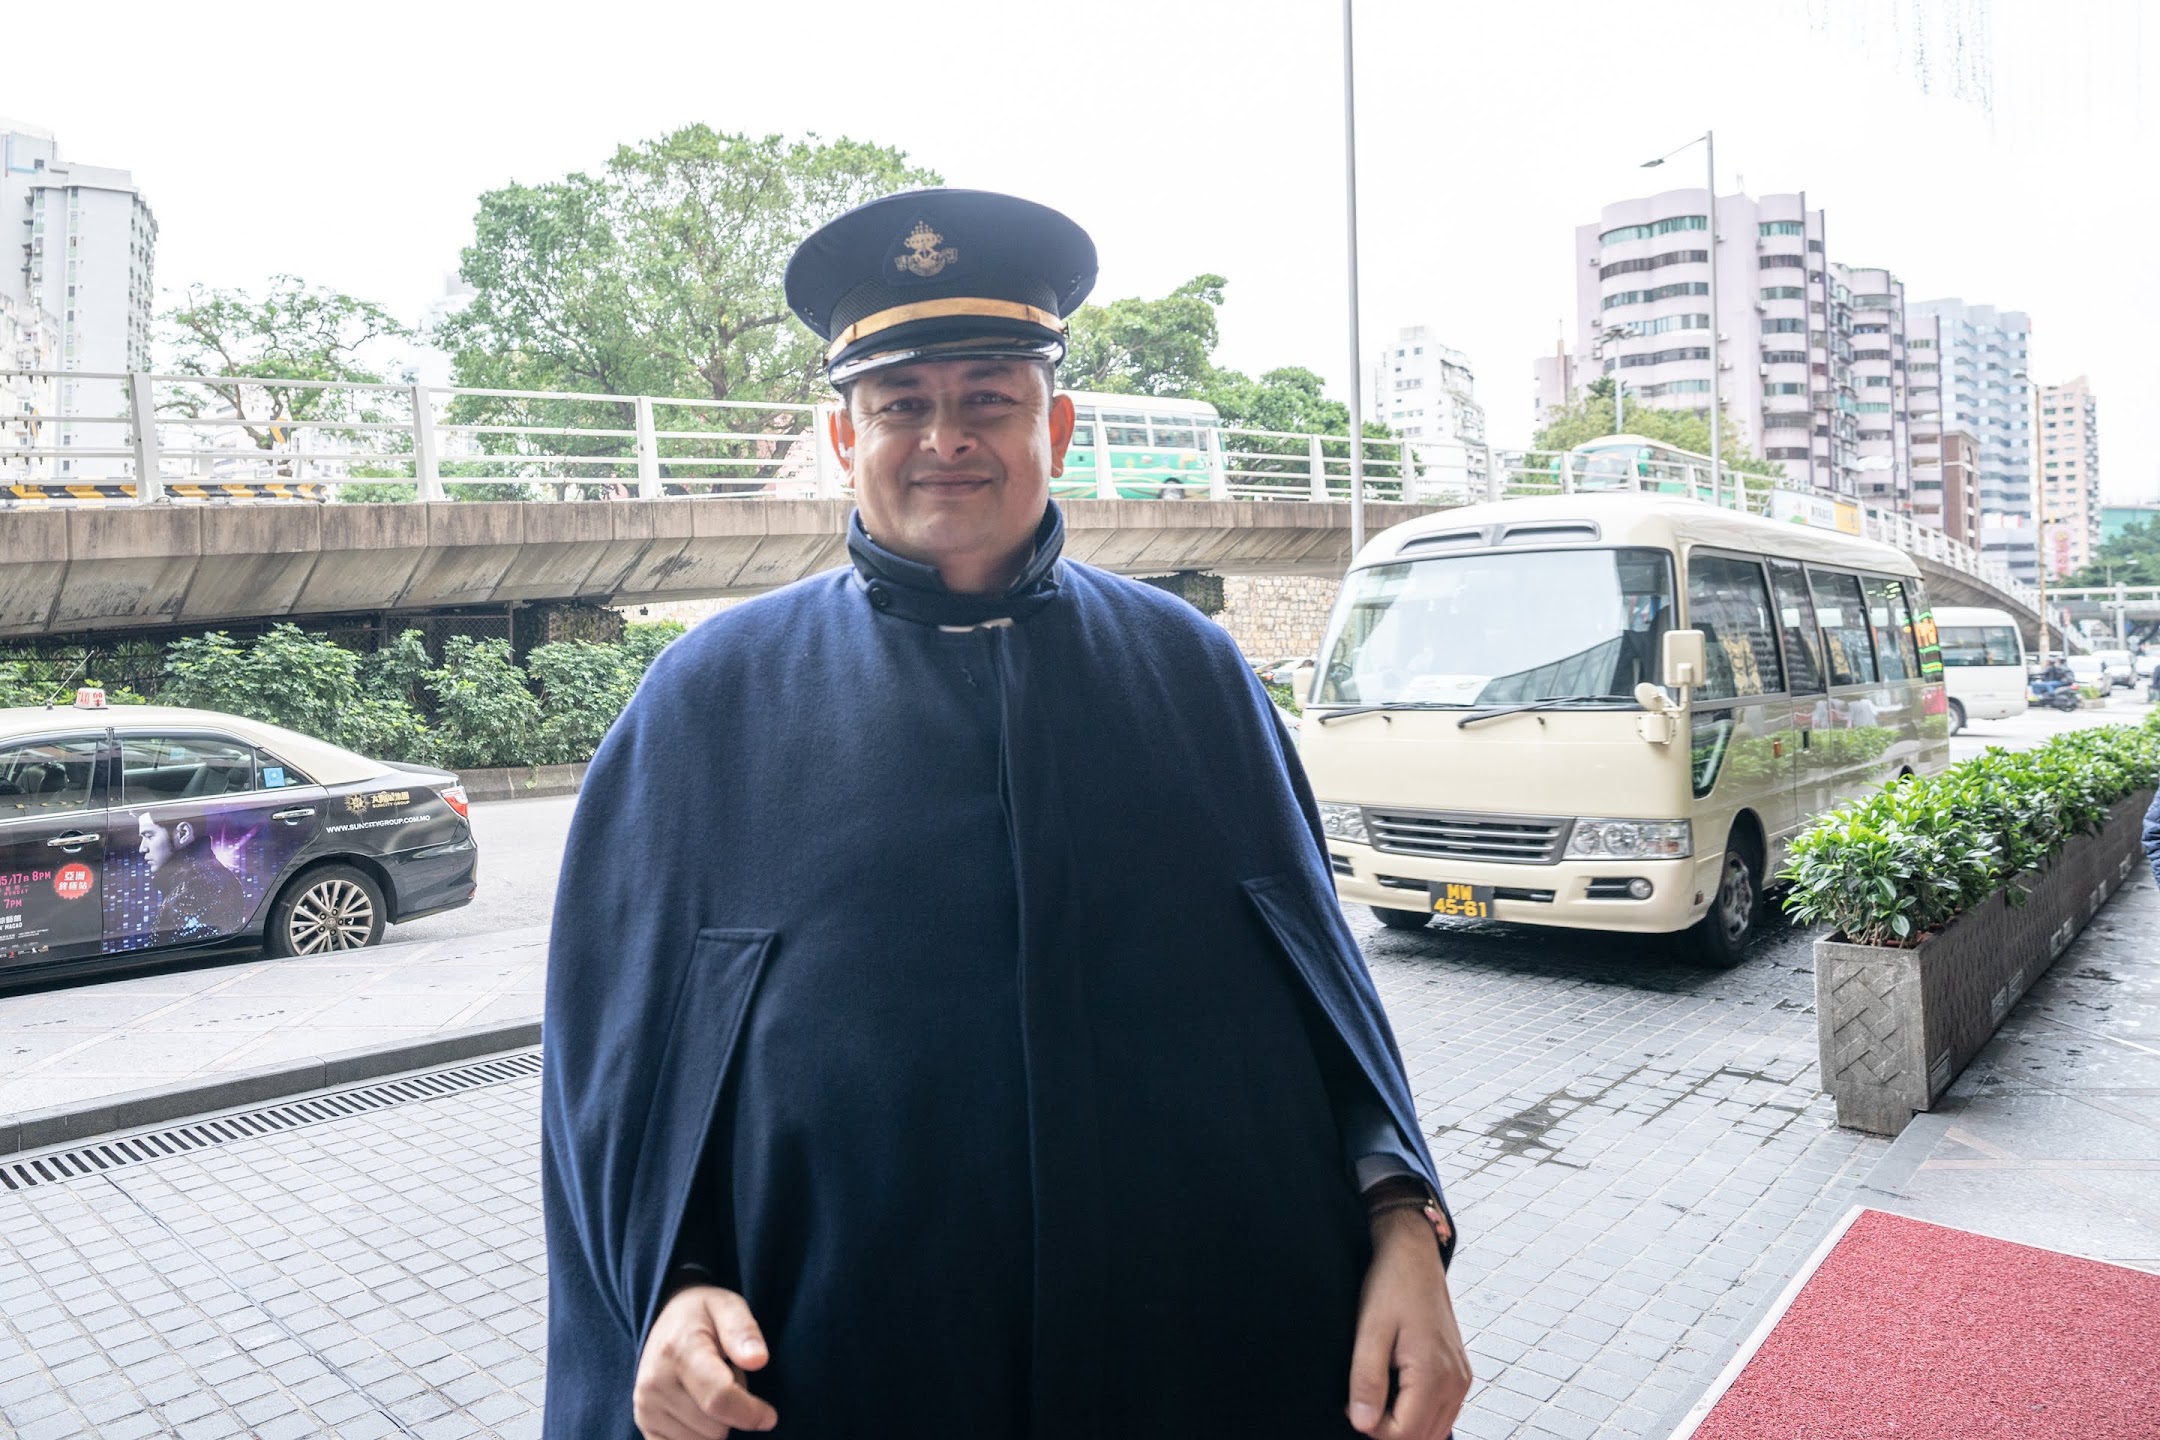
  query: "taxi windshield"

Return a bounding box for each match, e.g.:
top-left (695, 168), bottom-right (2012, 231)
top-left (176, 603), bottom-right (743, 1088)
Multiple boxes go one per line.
top-left (1315, 546), bottom-right (1675, 707)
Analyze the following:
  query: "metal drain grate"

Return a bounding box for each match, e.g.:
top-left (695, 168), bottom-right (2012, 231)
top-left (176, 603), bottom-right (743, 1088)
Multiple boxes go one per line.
top-left (0, 1050), bottom-right (543, 1193)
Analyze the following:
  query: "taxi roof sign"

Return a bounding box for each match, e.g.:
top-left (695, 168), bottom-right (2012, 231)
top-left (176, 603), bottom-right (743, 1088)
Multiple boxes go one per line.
top-left (74, 686), bottom-right (107, 709)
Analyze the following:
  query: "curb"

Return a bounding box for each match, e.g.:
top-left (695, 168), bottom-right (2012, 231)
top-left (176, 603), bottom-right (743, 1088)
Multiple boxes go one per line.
top-left (458, 763), bottom-right (586, 803)
top-left (0, 1018), bottom-right (542, 1160)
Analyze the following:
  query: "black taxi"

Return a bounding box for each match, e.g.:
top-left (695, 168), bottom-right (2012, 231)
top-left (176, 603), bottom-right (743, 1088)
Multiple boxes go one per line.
top-left (0, 691), bottom-right (477, 984)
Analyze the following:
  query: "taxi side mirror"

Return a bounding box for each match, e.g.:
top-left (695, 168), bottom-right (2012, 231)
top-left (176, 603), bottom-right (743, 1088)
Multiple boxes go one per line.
top-left (1661, 629), bottom-right (1706, 690)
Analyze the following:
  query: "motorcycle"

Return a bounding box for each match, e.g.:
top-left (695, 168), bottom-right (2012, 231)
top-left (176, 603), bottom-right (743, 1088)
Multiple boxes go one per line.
top-left (2029, 679), bottom-right (2082, 712)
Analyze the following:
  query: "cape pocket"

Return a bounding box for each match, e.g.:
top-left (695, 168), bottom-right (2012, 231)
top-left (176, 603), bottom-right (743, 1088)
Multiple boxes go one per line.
top-left (623, 926), bottom-right (777, 1339)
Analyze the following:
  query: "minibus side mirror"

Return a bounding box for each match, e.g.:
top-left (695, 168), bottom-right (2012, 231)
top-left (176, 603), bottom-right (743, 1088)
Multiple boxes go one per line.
top-left (1661, 629), bottom-right (1706, 690)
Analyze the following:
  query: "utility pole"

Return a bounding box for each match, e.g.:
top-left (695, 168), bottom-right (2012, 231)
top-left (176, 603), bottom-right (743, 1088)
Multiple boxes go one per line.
top-left (1341, 0), bottom-right (1366, 560)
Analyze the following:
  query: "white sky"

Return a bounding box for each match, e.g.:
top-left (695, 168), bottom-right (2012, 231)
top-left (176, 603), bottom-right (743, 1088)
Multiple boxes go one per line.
top-left (12, 0), bottom-right (2157, 494)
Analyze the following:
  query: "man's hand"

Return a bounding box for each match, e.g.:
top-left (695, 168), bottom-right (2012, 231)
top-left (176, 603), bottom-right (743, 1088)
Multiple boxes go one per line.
top-left (1346, 1209), bottom-right (1472, 1439)
top-left (633, 1284), bottom-right (777, 1439)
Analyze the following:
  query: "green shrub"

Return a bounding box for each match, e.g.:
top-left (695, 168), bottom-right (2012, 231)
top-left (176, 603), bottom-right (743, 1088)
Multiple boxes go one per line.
top-left (426, 636), bottom-right (542, 769)
top-left (162, 625), bottom-right (361, 738)
top-left (526, 641), bottom-right (638, 765)
top-left (1782, 716), bottom-right (2160, 946)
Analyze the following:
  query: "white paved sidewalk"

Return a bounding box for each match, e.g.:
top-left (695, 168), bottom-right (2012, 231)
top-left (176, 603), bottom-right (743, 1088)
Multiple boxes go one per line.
top-left (0, 927), bottom-right (547, 1119)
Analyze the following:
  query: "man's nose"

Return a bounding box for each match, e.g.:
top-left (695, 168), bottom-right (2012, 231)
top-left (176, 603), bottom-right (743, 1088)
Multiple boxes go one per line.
top-left (918, 402), bottom-right (977, 457)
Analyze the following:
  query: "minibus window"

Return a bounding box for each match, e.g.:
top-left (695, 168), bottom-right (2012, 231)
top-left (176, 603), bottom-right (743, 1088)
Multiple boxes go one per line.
top-left (1316, 547), bottom-right (1674, 706)
top-left (1767, 562), bottom-right (1825, 694)
top-left (1864, 576), bottom-right (1921, 682)
top-left (1807, 570), bottom-right (1880, 686)
top-left (1686, 555), bottom-right (1784, 702)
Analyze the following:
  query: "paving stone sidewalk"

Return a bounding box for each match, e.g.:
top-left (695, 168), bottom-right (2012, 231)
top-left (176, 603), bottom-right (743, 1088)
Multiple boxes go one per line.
top-left (0, 928), bottom-right (547, 1119)
top-left (0, 877), bottom-right (2149, 1439)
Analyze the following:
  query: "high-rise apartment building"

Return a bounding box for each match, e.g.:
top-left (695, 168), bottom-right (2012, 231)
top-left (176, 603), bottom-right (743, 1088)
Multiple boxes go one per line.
top-left (1831, 263), bottom-right (1911, 512)
top-left (1371, 324), bottom-right (1487, 487)
top-left (2039, 376), bottom-right (2099, 576)
top-left (1570, 190), bottom-right (1873, 497)
top-left (1907, 298), bottom-right (2035, 582)
top-left (2, 120), bottom-right (158, 480)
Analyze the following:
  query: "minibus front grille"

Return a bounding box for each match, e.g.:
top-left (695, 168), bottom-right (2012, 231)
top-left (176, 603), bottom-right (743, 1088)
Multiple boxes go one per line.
top-left (1364, 808), bottom-right (1570, 865)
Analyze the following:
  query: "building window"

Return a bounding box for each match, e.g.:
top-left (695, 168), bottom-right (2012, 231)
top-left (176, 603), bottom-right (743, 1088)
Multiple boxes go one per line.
top-left (1764, 318), bottom-right (1807, 334)
top-left (1761, 287), bottom-right (1805, 301)
top-left (1599, 214), bottom-right (1708, 245)
top-left (1639, 379), bottom-right (1712, 397)
top-left (1619, 346), bottom-right (1711, 368)
top-left (1762, 350), bottom-right (1808, 365)
top-left (1625, 314), bottom-right (1713, 337)
top-left (1602, 281), bottom-right (1710, 309)
top-left (1857, 402), bottom-right (1891, 413)
top-left (1766, 383), bottom-right (1808, 395)
top-left (1599, 250), bottom-right (1710, 280)
top-left (1759, 221), bottom-right (1808, 237)
top-left (1759, 254), bottom-right (1806, 270)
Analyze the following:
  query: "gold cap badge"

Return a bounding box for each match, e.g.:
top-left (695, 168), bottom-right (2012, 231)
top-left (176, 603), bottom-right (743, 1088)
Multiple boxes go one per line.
top-left (895, 221), bottom-right (958, 278)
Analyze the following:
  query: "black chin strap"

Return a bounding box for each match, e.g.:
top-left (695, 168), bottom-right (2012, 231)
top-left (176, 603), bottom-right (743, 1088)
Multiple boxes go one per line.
top-left (846, 503), bottom-right (1065, 627)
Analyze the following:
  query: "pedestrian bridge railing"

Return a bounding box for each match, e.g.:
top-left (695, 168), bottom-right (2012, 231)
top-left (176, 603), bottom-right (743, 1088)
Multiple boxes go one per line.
top-left (0, 367), bottom-right (2044, 618)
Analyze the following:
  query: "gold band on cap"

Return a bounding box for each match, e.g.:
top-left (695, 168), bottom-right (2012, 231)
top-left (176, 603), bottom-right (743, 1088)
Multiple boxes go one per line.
top-left (826, 297), bottom-right (1064, 361)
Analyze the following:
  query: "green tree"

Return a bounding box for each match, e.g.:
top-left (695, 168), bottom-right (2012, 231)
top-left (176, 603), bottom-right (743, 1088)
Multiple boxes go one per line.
top-left (1534, 379), bottom-right (1780, 477)
top-left (438, 128), bottom-right (938, 494)
top-left (2064, 517), bottom-right (2160, 588)
top-left (160, 278), bottom-right (417, 478)
top-left (1059, 276), bottom-right (1225, 397)
top-left (160, 625), bottom-right (434, 760)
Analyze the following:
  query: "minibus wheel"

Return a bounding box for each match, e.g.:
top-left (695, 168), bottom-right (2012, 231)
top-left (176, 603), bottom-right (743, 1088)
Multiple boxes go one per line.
top-left (1688, 837), bottom-right (1760, 967)
top-left (1948, 699), bottom-right (1966, 735)
top-left (1372, 906), bottom-right (1432, 932)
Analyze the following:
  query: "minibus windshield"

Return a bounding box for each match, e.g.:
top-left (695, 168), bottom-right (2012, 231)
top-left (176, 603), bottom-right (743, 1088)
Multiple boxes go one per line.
top-left (1315, 546), bottom-right (1676, 707)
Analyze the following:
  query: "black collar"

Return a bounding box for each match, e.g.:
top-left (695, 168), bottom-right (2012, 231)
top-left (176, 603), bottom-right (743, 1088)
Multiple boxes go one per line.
top-left (846, 503), bottom-right (1065, 627)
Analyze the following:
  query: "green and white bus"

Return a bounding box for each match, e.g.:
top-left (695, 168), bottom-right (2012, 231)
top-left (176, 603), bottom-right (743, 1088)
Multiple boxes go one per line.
top-left (1056, 392), bottom-right (1223, 501)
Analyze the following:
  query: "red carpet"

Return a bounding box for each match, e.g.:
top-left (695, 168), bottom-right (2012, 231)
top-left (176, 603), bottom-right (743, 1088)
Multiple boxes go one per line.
top-left (1684, 1208), bottom-right (2160, 1439)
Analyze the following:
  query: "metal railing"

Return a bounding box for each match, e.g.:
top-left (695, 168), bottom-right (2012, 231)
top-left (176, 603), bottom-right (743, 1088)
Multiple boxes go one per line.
top-left (0, 367), bottom-right (2056, 625)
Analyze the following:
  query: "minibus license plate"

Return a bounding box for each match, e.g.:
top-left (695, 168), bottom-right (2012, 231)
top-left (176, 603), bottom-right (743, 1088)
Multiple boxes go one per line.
top-left (1428, 882), bottom-right (1494, 919)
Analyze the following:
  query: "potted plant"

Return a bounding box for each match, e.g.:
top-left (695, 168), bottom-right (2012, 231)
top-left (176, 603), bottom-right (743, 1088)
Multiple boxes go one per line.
top-left (1783, 721), bottom-right (2160, 1135)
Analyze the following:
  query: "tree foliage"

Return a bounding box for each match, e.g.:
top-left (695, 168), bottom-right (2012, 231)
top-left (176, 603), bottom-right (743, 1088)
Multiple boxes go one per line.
top-left (2064, 517), bottom-right (2160, 588)
top-left (1060, 276), bottom-right (1225, 398)
top-left (446, 127), bottom-right (936, 405)
top-left (1533, 379), bottom-right (1781, 477)
top-left (160, 277), bottom-right (416, 452)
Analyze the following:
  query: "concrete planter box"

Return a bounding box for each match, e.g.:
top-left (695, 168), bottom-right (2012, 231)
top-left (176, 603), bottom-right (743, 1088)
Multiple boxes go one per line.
top-left (1815, 787), bottom-right (2155, 1136)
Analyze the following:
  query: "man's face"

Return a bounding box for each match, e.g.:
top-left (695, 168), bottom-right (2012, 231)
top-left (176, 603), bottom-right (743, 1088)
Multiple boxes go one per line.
top-left (835, 358), bottom-right (1074, 592)
top-left (138, 813), bottom-right (175, 871)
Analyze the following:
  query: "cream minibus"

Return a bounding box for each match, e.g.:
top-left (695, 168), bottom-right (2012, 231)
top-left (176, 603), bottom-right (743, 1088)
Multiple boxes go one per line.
top-left (1932, 605), bottom-right (2028, 733)
top-left (1302, 494), bottom-right (1950, 964)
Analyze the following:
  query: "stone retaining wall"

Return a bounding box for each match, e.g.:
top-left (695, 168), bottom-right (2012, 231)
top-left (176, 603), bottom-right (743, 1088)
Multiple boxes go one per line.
top-left (1216, 575), bottom-right (1341, 660)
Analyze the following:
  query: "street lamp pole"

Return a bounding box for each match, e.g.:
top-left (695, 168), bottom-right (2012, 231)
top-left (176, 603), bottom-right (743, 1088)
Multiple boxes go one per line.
top-left (1642, 132), bottom-right (1721, 502)
top-left (2015, 367), bottom-right (2050, 656)
top-left (1341, 0), bottom-right (1366, 559)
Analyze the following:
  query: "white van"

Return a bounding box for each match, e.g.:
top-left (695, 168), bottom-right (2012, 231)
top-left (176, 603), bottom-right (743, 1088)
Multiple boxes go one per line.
top-left (1301, 495), bottom-right (1951, 964)
top-left (1933, 606), bottom-right (2028, 733)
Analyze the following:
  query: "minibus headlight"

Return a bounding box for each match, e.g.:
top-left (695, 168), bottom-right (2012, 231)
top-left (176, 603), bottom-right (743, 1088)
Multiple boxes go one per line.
top-left (1566, 818), bottom-right (1691, 860)
top-left (1319, 803), bottom-right (1370, 845)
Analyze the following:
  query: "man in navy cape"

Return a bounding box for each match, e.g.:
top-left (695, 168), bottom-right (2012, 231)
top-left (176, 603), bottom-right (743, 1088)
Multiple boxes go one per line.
top-left (542, 189), bottom-right (1471, 1440)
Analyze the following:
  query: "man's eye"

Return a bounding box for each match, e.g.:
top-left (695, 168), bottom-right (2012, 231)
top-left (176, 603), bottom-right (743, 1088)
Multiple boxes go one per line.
top-left (970, 392), bottom-right (1016, 405)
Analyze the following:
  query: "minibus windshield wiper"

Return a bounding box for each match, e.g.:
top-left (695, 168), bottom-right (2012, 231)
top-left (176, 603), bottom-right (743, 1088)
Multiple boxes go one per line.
top-left (1311, 702), bottom-right (1473, 726)
top-left (1456, 695), bottom-right (1636, 729)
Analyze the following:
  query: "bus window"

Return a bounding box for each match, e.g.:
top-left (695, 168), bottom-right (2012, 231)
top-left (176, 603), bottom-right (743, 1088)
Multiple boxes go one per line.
top-left (1150, 418), bottom-right (1198, 449)
top-left (1070, 405), bottom-right (1098, 437)
top-left (1767, 562), bottom-right (1825, 694)
top-left (1807, 570), bottom-right (1880, 686)
top-left (1686, 555), bottom-right (1785, 700)
top-left (1864, 576), bottom-right (1921, 682)
top-left (1103, 412), bottom-right (1149, 446)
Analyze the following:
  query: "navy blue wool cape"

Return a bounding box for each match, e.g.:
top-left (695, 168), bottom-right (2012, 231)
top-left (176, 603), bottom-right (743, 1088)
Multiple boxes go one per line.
top-left (540, 507), bottom-right (1446, 1439)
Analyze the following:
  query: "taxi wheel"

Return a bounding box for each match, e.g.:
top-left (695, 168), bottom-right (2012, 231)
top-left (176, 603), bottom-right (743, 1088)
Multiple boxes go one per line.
top-left (1372, 906), bottom-right (1433, 932)
top-left (265, 864), bottom-right (386, 957)
top-left (1687, 842), bottom-right (1759, 968)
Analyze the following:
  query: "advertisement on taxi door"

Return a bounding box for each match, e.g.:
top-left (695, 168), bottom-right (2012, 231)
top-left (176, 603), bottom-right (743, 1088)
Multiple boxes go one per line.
top-left (0, 856), bottom-right (103, 960)
top-left (103, 797), bottom-right (313, 952)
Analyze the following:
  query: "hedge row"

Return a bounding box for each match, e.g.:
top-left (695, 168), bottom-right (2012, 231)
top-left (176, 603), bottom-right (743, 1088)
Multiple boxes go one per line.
top-left (1780, 716), bottom-right (2160, 947)
top-left (0, 622), bottom-right (683, 771)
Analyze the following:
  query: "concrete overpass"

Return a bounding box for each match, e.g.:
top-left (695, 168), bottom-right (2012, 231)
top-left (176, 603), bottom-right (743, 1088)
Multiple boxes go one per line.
top-left (0, 498), bottom-right (1451, 639)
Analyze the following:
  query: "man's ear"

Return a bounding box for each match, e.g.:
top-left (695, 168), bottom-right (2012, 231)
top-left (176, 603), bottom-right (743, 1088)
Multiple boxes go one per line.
top-left (1048, 393), bottom-right (1075, 479)
top-left (829, 406), bottom-right (856, 481)
top-left (171, 820), bottom-right (193, 848)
